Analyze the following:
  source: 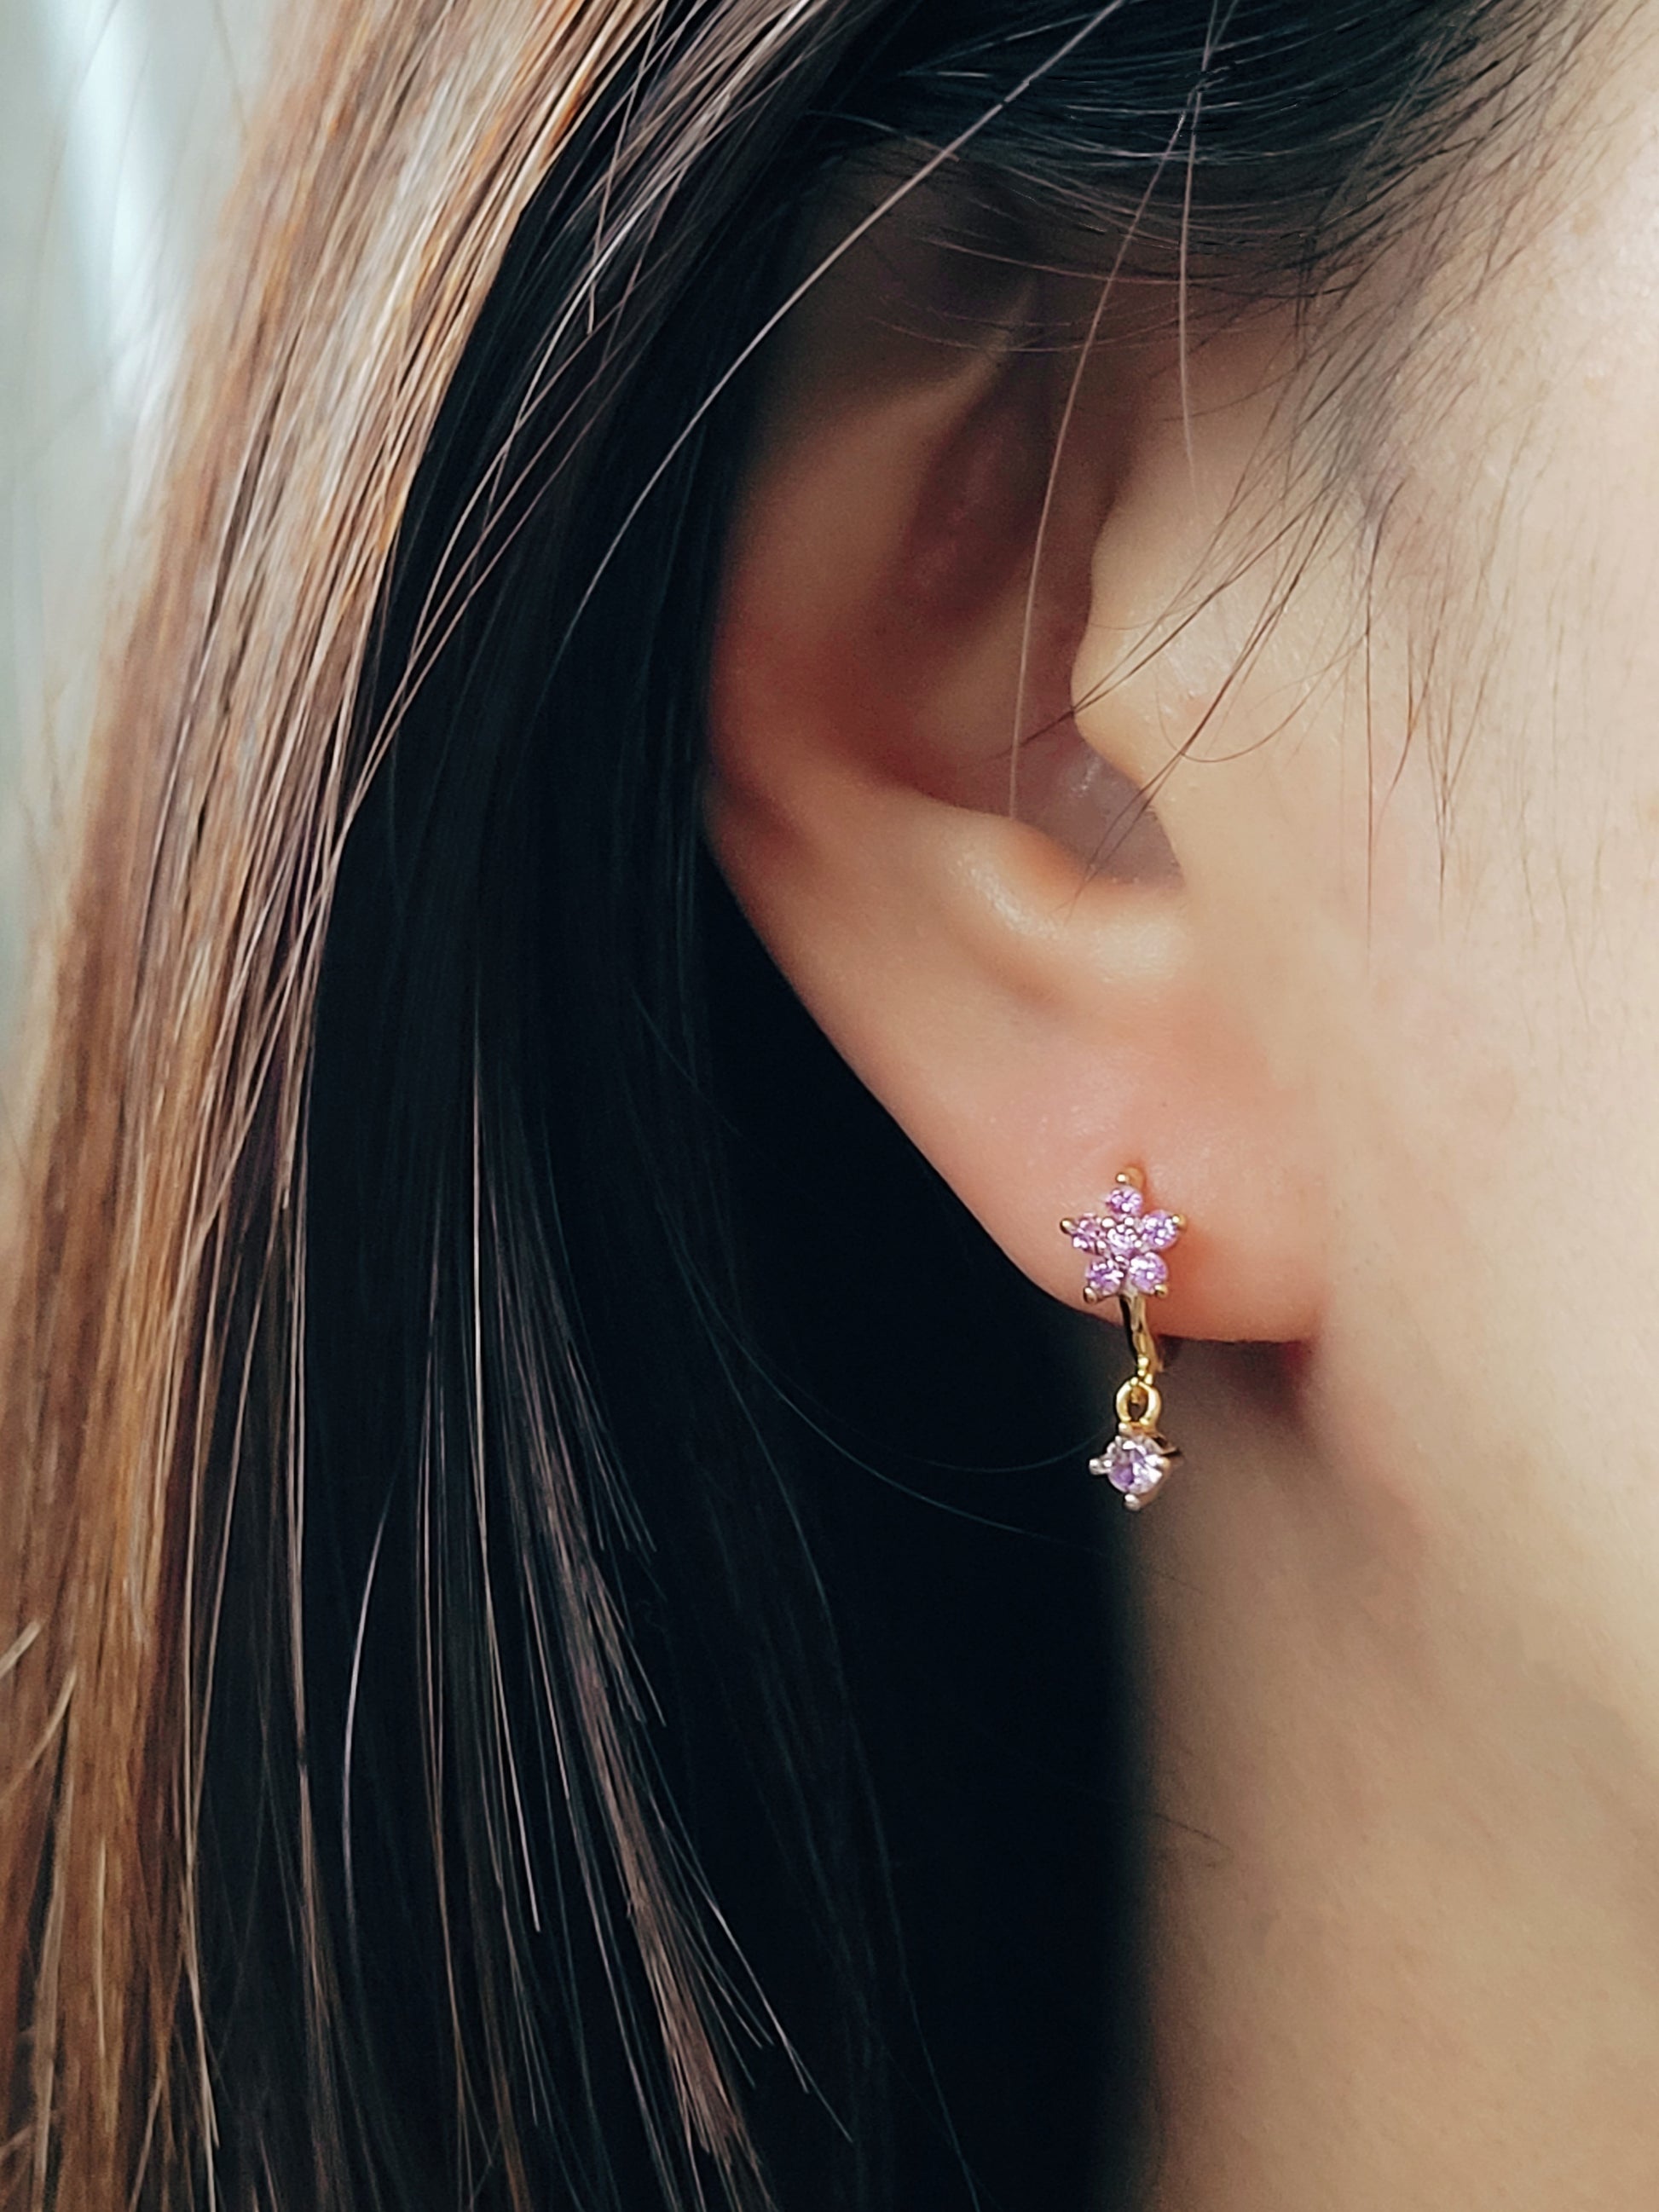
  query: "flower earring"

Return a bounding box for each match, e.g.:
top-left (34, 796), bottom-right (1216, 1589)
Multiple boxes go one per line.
top-left (1061, 1168), bottom-right (1185, 1510)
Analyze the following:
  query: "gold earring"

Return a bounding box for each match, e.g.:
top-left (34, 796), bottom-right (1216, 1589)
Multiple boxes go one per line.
top-left (1060, 1167), bottom-right (1185, 1510)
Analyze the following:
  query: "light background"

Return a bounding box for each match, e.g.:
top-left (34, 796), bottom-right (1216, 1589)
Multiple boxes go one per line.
top-left (1, 0), bottom-right (270, 1057)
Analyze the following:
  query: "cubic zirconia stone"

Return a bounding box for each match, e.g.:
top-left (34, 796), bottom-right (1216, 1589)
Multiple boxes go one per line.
top-left (1091, 1429), bottom-right (1168, 1501)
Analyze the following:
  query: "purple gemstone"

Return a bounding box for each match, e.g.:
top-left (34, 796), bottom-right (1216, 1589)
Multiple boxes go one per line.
top-left (1090, 1430), bottom-right (1168, 1501)
top-left (1105, 1181), bottom-right (1144, 1219)
top-left (1106, 1218), bottom-right (1142, 1258)
top-left (1124, 1251), bottom-right (1168, 1296)
top-left (1069, 1216), bottom-right (1111, 1256)
top-left (1141, 1210), bottom-right (1181, 1252)
top-left (1084, 1258), bottom-right (1125, 1298)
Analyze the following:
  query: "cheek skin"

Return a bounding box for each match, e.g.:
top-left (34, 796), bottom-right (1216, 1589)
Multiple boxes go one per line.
top-left (1304, 36), bottom-right (1659, 1675)
top-left (1069, 37), bottom-right (1659, 1588)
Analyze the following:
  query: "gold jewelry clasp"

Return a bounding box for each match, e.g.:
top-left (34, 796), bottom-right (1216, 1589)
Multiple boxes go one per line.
top-left (1115, 1295), bottom-right (1164, 1433)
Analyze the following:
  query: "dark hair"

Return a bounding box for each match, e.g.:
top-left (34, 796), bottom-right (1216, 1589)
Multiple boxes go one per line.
top-left (0, 3), bottom-right (1565, 2207)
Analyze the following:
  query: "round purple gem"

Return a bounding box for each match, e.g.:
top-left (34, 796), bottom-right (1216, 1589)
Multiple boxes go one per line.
top-left (1091, 1430), bottom-right (1168, 1501)
top-left (1106, 1218), bottom-right (1142, 1258)
top-left (1105, 1181), bottom-right (1144, 1219)
top-left (1141, 1210), bottom-right (1181, 1252)
top-left (1124, 1250), bottom-right (1169, 1296)
top-left (1084, 1258), bottom-right (1125, 1298)
top-left (1070, 1217), bottom-right (1111, 1256)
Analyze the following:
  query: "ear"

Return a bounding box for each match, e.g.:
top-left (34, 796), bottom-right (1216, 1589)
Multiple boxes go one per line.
top-left (707, 183), bottom-right (1325, 1343)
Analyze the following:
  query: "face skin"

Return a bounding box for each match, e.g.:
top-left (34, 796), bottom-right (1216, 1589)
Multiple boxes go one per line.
top-left (710, 9), bottom-right (1659, 2203)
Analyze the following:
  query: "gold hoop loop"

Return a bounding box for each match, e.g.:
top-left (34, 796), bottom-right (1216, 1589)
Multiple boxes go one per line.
top-left (1115, 1374), bottom-right (1162, 1431)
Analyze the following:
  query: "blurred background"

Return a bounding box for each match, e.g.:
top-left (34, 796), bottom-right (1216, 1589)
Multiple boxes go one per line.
top-left (1, 0), bottom-right (270, 1057)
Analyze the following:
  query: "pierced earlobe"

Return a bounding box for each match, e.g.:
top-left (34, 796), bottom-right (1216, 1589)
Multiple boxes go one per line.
top-left (1061, 1167), bottom-right (1186, 1510)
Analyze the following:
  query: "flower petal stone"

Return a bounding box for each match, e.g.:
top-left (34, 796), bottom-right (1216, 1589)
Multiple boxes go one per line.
top-left (1069, 1216), bottom-right (1112, 1256)
top-left (1084, 1258), bottom-right (1125, 1298)
top-left (1141, 1210), bottom-right (1182, 1252)
top-left (1125, 1250), bottom-right (1169, 1296)
top-left (1105, 1182), bottom-right (1144, 1219)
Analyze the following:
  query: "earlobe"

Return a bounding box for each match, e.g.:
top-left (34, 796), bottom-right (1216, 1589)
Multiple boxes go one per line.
top-left (708, 193), bottom-right (1325, 1348)
top-left (710, 740), bottom-right (1313, 1341)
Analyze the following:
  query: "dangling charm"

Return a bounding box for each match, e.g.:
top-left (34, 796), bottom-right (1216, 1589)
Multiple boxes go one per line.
top-left (1061, 1169), bottom-right (1185, 1510)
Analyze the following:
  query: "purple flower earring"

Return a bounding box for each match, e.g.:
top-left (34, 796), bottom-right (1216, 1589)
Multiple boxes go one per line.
top-left (1061, 1168), bottom-right (1186, 1510)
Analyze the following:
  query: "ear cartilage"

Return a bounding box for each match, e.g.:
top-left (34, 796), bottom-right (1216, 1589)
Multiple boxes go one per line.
top-left (1060, 1168), bottom-right (1185, 1510)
